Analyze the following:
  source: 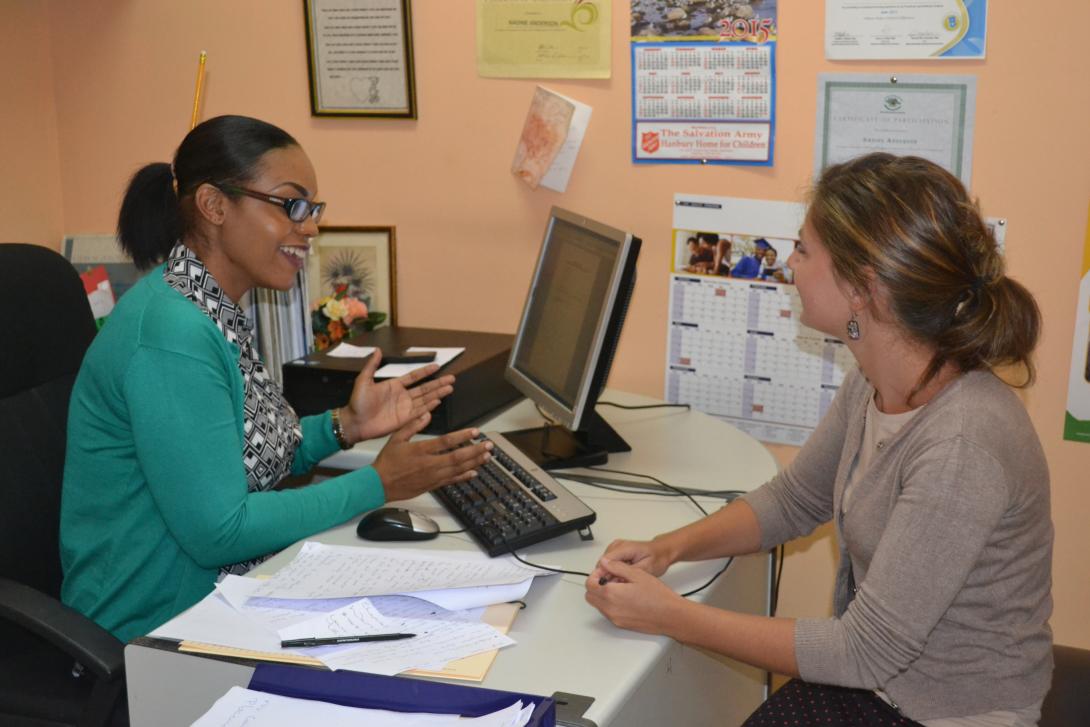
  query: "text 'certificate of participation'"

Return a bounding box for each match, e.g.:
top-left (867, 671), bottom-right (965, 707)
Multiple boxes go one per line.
top-left (814, 74), bottom-right (976, 186)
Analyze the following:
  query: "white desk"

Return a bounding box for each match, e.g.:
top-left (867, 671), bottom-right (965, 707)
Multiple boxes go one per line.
top-left (125, 392), bottom-right (779, 726)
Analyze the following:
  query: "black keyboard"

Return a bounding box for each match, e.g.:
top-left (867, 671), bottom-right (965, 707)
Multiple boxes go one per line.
top-left (433, 432), bottom-right (596, 557)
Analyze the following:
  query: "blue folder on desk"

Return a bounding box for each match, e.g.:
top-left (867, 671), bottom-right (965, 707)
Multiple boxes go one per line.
top-left (248, 664), bottom-right (557, 726)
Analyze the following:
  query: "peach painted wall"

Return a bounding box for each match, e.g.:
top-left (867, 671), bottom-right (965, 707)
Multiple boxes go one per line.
top-left (1, 0), bottom-right (63, 247)
top-left (11, 2), bottom-right (1090, 647)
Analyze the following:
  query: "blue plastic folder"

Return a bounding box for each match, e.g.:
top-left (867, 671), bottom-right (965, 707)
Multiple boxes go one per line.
top-left (248, 664), bottom-right (557, 726)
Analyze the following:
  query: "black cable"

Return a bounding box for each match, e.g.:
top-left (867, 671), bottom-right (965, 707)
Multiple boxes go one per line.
top-left (506, 543), bottom-right (732, 601)
top-left (560, 472), bottom-right (745, 501)
top-left (585, 466), bottom-right (709, 515)
top-left (680, 557), bottom-right (734, 598)
top-left (532, 403), bottom-right (558, 424)
top-left (499, 540), bottom-right (592, 579)
top-left (770, 544), bottom-right (786, 616)
top-left (504, 546), bottom-right (591, 578)
top-left (472, 465), bottom-right (743, 595)
top-left (437, 528), bottom-right (466, 534)
top-left (561, 479), bottom-right (697, 499)
top-left (578, 468), bottom-right (747, 597)
top-left (596, 401), bottom-right (691, 411)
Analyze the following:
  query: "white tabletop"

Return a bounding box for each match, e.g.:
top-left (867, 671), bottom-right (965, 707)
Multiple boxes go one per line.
top-left (248, 391), bottom-right (779, 724)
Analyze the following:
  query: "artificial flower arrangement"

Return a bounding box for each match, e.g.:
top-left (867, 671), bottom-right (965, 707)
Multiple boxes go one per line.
top-left (311, 284), bottom-right (387, 352)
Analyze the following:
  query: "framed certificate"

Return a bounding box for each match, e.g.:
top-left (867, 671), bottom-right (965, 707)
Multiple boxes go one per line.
top-left (303, 0), bottom-right (417, 118)
top-left (814, 74), bottom-right (976, 186)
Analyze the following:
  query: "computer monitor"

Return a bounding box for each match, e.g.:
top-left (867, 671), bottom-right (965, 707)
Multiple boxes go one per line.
top-left (502, 207), bottom-right (641, 470)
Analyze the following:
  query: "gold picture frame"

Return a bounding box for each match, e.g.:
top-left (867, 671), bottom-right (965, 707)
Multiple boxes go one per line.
top-left (308, 226), bottom-right (397, 329)
top-left (303, 0), bottom-right (418, 118)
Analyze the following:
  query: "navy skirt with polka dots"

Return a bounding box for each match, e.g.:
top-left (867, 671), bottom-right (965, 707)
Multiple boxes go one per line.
top-left (742, 679), bottom-right (925, 726)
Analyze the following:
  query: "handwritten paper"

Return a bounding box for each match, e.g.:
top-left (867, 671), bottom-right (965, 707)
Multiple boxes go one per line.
top-left (249, 542), bottom-right (546, 600)
top-left (192, 686), bottom-right (535, 727)
top-left (277, 597), bottom-right (515, 675)
top-left (398, 578), bottom-right (533, 611)
top-left (149, 591), bottom-right (281, 652)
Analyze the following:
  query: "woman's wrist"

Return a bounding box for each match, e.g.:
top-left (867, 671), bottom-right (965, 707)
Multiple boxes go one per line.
top-left (331, 407), bottom-right (355, 449)
top-left (651, 532), bottom-right (684, 567)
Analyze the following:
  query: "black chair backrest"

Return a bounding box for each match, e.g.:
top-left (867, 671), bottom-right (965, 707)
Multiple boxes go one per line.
top-left (1041, 644), bottom-right (1090, 726)
top-left (0, 243), bottom-right (97, 597)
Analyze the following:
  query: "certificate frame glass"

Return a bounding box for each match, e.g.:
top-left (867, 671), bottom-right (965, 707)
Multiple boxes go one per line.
top-left (308, 226), bottom-right (398, 329)
top-left (814, 74), bottom-right (976, 186)
top-left (303, 0), bottom-right (418, 118)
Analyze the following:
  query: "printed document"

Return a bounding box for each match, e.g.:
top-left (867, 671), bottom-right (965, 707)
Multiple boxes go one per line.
top-left (193, 686), bottom-right (536, 727)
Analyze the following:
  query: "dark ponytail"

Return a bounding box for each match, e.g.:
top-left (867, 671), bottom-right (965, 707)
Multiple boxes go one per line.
top-left (809, 153), bottom-right (1041, 392)
top-left (118, 162), bottom-right (181, 270)
top-left (117, 115), bottom-right (298, 270)
top-left (935, 275), bottom-right (1041, 385)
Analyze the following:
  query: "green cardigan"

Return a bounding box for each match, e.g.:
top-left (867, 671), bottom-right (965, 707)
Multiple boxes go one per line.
top-left (60, 268), bottom-right (384, 642)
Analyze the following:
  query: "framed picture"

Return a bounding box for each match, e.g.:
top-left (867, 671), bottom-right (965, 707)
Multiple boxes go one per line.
top-left (308, 226), bottom-right (397, 331)
top-left (303, 0), bottom-right (418, 118)
top-left (63, 233), bottom-right (140, 301)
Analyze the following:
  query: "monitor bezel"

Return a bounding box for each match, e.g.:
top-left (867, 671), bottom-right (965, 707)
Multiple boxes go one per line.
top-left (505, 206), bottom-right (636, 433)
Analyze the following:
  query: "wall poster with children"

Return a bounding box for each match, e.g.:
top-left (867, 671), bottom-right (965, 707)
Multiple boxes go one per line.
top-left (666, 194), bottom-right (856, 445)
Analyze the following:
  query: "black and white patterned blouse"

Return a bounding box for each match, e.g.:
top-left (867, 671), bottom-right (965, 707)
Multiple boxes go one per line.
top-left (163, 243), bottom-right (302, 574)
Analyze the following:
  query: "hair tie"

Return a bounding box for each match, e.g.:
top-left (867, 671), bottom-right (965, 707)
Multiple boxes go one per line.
top-left (971, 276), bottom-right (985, 293)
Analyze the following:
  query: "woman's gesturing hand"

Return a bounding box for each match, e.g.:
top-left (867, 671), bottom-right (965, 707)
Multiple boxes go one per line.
top-left (340, 350), bottom-right (456, 445)
top-left (372, 414), bottom-right (492, 502)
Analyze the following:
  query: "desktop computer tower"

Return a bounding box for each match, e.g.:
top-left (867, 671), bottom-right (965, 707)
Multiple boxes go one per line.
top-left (281, 327), bottom-right (522, 435)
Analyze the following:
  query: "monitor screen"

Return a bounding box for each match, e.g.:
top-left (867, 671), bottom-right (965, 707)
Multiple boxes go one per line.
top-left (511, 217), bottom-right (619, 414)
top-left (504, 207), bottom-right (640, 469)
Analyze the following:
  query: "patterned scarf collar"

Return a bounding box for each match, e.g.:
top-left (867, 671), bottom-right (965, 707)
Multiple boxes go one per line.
top-left (162, 243), bottom-right (301, 574)
top-left (162, 243), bottom-right (253, 347)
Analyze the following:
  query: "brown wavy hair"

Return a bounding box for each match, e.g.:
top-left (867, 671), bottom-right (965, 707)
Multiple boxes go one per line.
top-left (808, 153), bottom-right (1040, 391)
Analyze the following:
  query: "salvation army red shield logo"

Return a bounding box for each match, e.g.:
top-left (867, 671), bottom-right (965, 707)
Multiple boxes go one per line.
top-left (641, 131), bottom-right (660, 154)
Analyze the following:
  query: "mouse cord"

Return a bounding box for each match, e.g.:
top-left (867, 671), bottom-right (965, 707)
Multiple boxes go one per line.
top-left (437, 528), bottom-right (466, 534)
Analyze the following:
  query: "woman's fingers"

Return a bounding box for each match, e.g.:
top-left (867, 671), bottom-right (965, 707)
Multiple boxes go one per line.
top-left (389, 412), bottom-right (430, 443)
top-left (398, 363), bottom-right (442, 387)
top-left (410, 374), bottom-right (455, 398)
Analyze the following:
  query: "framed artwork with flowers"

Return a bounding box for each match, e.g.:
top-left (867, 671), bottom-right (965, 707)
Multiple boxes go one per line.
top-left (307, 226), bottom-right (397, 352)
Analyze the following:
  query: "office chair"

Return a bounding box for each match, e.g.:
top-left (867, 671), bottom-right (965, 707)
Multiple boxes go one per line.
top-left (1040, 644), bottom-right (1090, 727)
top-left (0, 243), bottom-right (127, 726)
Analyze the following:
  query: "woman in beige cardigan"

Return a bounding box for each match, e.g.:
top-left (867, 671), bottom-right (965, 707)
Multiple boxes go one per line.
top-left (586, 153), bottom-right (1051, 727)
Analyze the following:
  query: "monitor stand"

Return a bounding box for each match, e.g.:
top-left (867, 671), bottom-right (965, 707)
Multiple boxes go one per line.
top-left (501, 409), bottom-right (631, 470)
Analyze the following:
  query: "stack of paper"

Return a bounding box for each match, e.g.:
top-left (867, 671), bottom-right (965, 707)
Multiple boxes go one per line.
top-left (151, 543), bottom-right (551, 680)
top-left (193, 686), bottom-right (537, 727)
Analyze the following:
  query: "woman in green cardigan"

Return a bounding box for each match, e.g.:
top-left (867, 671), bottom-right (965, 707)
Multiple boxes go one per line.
top-left (60, 115), bottom-right (492, 642)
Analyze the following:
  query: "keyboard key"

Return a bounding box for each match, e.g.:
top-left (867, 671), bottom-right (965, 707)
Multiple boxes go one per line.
top-left (432, 433), bottom-right (595, 556)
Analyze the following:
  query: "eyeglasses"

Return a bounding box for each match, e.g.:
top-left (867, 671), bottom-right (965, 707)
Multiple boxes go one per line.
top-left (215, 184), bottom-right (326, 224)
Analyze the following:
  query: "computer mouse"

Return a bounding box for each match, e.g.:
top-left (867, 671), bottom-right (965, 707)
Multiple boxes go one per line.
top-left (356, 507), bottom-right (440, 542)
